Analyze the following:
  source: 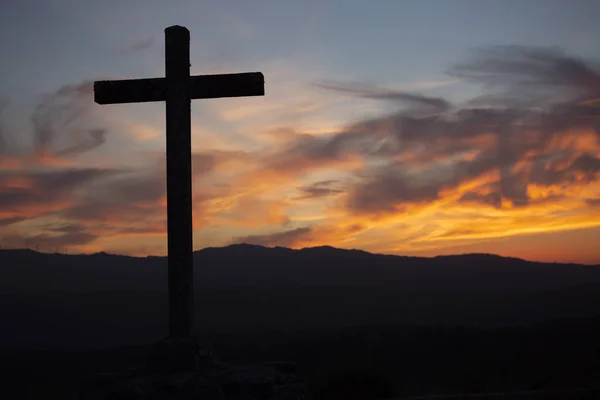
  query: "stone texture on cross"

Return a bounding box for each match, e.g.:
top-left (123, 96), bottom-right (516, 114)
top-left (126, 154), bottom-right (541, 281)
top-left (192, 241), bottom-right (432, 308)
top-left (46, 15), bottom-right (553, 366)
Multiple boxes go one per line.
top-left (93, 26), bottom-right (264, 339)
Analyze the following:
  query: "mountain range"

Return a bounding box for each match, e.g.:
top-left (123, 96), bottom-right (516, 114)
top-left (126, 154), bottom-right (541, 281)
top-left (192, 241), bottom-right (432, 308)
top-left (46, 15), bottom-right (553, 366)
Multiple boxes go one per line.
top-left (1, 244), bottom-right (599, 351)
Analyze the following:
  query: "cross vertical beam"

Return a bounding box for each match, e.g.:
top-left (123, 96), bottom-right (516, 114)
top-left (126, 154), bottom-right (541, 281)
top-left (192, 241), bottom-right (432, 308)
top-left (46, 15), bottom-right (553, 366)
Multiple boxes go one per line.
top-left (165, 26), bottom-right (193, 338)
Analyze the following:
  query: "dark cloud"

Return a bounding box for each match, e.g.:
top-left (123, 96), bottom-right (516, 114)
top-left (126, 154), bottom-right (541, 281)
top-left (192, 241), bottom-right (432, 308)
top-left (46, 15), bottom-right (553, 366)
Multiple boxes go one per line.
top-left (529, 152), bottom-right (600, 187)
top-left (437, 227), bottom-right (476, 238)
top-left (2, 231), bottom-right (98, 251)
top-left (0, 167), bottom-right (118, 250)
top-left (98, 172), bottom-right (164, 204)
top-left (569, 153), bottom-right (600, 175)
top-left (448, 45), bottom-right (600, 100)
top-left (498, 168), bottom-right (529, 206)
top-left (31, 81), bottom-right (107, 159)
top-left (295, 180), bottom-right (343, 200)
top-left (459, 191), bottom-right (502, 209)
top-left (347, 166), bottom-right (446, 214)
top-left (56, 128), bottom-right (107, 157)
top-left (586, 198), bottom-right (600, 206)
top-left (0, 168), bottom-right (116, 214)
top-left (62, 170), bottom-right (164, 222)
top-left (193, 153), bottom-right (217, 176)
top-left (45, 223), bottom-right (89, 234)
top-left (308, 46), bottom-right (600, 215)
top-left (295, 186), bottom-right (342, 200)
top-left (119, 38), bottom-right (154, 55)
top-left (232, 227), bottom-right (312, 247)
top-left (34, 168), bottom-right (116, 193)
top-left (314, 179), bottom-right (339, 186)
top-left (0, 146), bottom-right (230, 239)
top-left (346, 224), bottom-right (365, 234)
top-left (63, 200), bottom-right (160, 225)
top-left (191, 150), bottom-right (245, 176)
top-left (0, 216), bottom-right (26, 227)
top-left (61, 149), bottom-right (234, 224)
top-left (316, 81), bottom-right (452, 111)
top-left (262, 131), bottom-right (367, 173)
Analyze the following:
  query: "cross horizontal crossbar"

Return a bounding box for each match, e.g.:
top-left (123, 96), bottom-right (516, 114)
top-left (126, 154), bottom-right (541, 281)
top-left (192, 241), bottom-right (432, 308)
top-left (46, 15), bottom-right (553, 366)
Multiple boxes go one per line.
top-left (94, 72), bottom-right (264, 105)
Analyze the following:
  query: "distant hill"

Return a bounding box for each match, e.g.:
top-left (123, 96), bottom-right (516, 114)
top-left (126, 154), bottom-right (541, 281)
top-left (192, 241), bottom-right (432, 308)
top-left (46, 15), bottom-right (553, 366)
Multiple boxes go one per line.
top-left (1, 244), bottom-right (598, 293)
top-left (1, 245), bottom-right (599, 351)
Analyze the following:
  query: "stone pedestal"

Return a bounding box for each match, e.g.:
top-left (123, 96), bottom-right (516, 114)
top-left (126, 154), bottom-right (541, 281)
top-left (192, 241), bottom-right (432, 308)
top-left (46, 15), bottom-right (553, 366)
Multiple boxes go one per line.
top-left (78, 337), bottom-right (307, 400)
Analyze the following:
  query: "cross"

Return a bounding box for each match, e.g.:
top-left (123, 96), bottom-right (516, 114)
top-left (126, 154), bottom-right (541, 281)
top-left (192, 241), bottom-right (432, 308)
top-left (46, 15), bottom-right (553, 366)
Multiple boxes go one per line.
top-left (94, 26), bottom-right (264, 338)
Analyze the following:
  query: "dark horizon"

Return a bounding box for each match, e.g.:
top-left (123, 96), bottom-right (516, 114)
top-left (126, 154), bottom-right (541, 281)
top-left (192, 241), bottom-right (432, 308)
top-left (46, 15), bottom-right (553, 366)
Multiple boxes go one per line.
top-left (2, 243), bottom-right (599, 266)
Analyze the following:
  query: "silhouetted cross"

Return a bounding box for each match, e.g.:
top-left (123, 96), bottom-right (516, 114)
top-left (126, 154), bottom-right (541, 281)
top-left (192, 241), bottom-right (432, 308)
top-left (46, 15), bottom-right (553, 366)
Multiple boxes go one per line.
top-left (94, 26), bottom-right (264, 338)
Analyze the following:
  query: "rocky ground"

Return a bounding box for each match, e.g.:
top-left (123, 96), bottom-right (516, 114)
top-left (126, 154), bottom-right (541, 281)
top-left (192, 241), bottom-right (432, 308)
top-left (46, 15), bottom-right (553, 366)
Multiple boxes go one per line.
top-left (78, 337), bottom-right (307, 400)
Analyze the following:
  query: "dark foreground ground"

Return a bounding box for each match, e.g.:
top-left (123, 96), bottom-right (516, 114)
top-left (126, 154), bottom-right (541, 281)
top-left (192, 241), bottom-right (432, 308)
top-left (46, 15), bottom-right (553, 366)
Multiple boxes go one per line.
top-left (2, 316), bottom-right (600, 399)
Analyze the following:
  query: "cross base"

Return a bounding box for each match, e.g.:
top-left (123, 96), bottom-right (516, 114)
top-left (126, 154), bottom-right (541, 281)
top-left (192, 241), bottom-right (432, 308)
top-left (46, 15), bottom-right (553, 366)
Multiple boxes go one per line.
top-left (78, 339), bottom-right (307, 400)
top-left (145, 336), bottom-right (216, 374)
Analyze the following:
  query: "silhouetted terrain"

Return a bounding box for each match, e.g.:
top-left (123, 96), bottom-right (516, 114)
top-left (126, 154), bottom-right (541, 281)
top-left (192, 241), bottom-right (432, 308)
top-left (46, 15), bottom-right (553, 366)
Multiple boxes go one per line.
top-left (2, 245), bottom-right (599, 294)
top-left (2, 317), bottom-right (600, 398)
top-left (2, 245), bottom-right (600, 398)
top-left (1, 245), bottom-right (599, 351)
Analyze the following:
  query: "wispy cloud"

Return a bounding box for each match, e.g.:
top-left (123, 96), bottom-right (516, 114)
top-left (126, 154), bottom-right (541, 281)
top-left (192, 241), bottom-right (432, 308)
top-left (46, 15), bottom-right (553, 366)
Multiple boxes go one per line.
top-left (295, 180), bottom-right (344, 200)
top-left (31, 81), bottom-right (109, 161)
top-left (118, 38), bottom-right (155, 55)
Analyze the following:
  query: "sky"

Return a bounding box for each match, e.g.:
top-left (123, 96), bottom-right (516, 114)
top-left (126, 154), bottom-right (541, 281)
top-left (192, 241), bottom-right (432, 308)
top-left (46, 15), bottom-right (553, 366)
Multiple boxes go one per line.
top-left (1, 0), bottom-right (600, 264)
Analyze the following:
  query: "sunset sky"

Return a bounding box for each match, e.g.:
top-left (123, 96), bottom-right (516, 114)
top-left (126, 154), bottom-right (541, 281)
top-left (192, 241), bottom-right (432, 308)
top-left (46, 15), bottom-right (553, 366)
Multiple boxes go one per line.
top-left (1, 0), bottom-right (599, 264)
